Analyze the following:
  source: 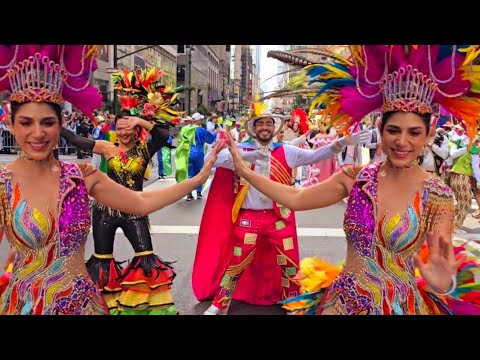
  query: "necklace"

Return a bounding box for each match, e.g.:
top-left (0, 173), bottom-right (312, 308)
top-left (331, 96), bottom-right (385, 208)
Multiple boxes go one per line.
top-left (19, 151), bottom-right (54, 163)
top-left (385, 156), bottom-right (419, 170)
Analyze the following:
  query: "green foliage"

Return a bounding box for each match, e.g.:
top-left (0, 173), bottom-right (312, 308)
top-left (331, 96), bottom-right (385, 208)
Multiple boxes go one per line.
top-left (197, 104), bottom-right (214, 116)
top-left (284, 73), bottom-right (307, 90)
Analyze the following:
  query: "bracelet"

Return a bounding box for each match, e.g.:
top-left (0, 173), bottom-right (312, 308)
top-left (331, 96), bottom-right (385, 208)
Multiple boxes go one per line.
top-left (429, 275), bottom-right (457, 296)
top-left (146, 121), bottom-right (155, 132)
top-left (331, 141), bottom-right (343, 154)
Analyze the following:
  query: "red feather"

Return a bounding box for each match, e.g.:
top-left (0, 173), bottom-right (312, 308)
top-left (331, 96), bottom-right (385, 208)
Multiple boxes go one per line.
top-left (291, 108), bottom-right (309, 134)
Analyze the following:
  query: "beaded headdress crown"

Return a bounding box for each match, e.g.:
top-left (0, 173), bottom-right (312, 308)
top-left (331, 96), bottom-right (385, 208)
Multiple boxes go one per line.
top-left (266, 45), bottom-right (480, 142)
top-left (0, 45), bottom-right (101, 121)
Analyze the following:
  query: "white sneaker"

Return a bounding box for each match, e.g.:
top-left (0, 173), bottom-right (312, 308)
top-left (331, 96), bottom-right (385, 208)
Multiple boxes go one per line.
top-left (203, 304), bottom-right (228, 315)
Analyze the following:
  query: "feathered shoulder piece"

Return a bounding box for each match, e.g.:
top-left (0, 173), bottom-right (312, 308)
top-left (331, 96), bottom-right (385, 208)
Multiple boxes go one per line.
top-left (267, 45), bottom-right (480, 143)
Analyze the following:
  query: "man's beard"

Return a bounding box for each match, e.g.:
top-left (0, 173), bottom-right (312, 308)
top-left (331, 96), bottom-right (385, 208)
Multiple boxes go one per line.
top-left (256, 132), bottom-right (273, 144)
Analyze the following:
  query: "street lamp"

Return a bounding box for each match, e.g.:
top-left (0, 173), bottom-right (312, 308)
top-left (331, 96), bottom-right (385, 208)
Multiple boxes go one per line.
top-left (186, 45), bottom-right (194, 115)
top-left (112, 45), bottom-right (159, 112)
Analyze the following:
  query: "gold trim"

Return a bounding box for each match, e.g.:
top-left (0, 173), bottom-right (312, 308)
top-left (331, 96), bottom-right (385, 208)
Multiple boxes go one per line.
top-left (146, 122), bottom-right (156, 132)
top-left (94, 253), bottom-right (114, 259)
top-left (134, 250), bottom-right (154, 256)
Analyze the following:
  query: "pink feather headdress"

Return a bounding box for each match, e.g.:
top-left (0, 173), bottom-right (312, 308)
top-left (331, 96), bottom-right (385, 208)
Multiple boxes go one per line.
top-left (0, 45), bottom-right (102, 121)
top-left (269, 45), bottom-right (480, 143)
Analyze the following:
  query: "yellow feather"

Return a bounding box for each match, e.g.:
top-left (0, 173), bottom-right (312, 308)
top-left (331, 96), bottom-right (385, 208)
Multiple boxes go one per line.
top-left (462, 47), bottom-right (480, 67)
top-left (349, 45), bottom-right (364, 66)
top-left (322, 64), bottom-right (352, 79)
top-left (85, 45), bottom-right (97, 59)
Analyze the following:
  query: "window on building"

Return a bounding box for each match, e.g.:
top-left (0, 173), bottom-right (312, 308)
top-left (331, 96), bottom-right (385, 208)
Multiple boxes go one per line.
top-left (177, 45), bottom-right (185, 54)
top-left (177, 65), bottom-right (185, 82)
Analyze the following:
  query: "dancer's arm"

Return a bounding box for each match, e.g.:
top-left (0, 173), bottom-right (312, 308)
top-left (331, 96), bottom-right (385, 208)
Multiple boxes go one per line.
top-left (285, 130), bottom-right (371, 168)
top-left (145, 121), bottom-right (172, 156)
top-left (226, 132), bottom-right (353, 211)
top-left (449, 144), bottom-right (467, 159)
top-left (431, 135), bottom-right (449, 160)
top-left (60, 127), bottom-right (116, 156)
top-left (205, 143), bottom-right (269, 170)
top-left (85, 140), bottom-right (226, 215)
top-left (471, 154), bottom-right (480, 185)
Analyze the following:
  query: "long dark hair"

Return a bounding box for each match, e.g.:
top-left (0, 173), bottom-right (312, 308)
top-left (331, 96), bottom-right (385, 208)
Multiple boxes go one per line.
top-left (10, 101), bottom-right (62, 124)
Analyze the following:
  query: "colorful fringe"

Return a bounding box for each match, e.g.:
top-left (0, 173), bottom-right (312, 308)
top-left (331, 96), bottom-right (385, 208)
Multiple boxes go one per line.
top-left (86, 254), bottom-right (178, 315)
top-left (115, 254), bottom-right (178, 315)
top-left (85, 256), bottom-right (124, 312)
top-left (282, 242), bottom-right (480, 315)
top-left (0, 263), bottom-right (13, 297)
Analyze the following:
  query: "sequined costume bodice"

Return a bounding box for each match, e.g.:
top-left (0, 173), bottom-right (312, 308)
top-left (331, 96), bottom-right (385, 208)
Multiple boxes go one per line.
top-left (106, 142), bottom-right (150, 192)
top-left (0, 163), bottom-right (107, 315)
top-left (324, 162), bottom-right (454, 315)
top-left (92, 125), bottom-right (168, 219)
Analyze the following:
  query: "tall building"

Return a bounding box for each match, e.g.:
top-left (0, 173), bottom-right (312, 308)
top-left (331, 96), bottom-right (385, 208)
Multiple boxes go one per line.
top-left (228, 45), bottom-right (242, 112)
top-left (176, 45), bottom-right (230, 114)
top-left (209, 45), bottom-right (231, 112)
top-left (251, 45), bottom-right (262, 98)
top-left (240, 45), bottom-right (254, 108)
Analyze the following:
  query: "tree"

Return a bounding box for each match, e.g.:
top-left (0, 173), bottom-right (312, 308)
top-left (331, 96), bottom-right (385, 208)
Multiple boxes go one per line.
top-left (284, 73), bottom-right (307, 90)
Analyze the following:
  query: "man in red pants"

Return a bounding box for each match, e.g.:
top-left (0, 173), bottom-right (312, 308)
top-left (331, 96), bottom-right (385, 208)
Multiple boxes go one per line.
top-left (193, 109), bottom-right (371, 315)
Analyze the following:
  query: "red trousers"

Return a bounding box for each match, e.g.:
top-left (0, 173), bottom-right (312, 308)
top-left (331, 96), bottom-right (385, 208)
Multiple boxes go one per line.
top-left (213, 209), bottom-right (300, 309)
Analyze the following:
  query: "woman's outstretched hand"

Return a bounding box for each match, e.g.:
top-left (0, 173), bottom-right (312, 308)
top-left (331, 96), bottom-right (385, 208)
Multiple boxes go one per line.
top-left (197, 138), bottom-right (227, 183)
top-left (414, 232), bottom-right (465, 294)
top-left (225, 131), bottom-right (250, 178)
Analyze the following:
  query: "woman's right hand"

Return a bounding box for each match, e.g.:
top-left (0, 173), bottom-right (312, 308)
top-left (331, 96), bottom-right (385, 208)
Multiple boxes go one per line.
top-left (226, 131), bottom-right (249, 178)
top-left (197, 138), bottom-right (227, 183)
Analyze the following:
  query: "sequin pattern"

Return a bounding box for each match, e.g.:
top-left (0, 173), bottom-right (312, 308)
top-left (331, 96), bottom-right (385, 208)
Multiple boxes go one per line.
top-left (323, 162), bottom-right (455, 315)
top-left (0, 163), bottom-right (108, 315)
top-left (91, 141), bottom-right (148, 219)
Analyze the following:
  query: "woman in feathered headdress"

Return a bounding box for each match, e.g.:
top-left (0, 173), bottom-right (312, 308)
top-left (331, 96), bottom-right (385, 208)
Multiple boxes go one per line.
top-left (60, 65), bottom-right (197, 315)
top-left (224, 45), bottom-right (480, 314)
top-left (300, 112), bottom-right (339, 188)
top-left (0, 46), bottom-right (224, 315)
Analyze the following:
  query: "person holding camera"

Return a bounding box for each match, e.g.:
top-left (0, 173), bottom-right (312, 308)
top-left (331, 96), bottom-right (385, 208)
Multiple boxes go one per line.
top-left (419, 125), bottom-right (449, 176)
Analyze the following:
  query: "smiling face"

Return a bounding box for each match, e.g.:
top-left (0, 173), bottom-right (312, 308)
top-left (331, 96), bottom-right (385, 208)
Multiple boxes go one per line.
top-left (379, 111), bottom-right (429, 167)
top-left (12, 102), bottom-right (61, 161)
top-left (254, 117), bottom-right (275, 145)
top-left (115, 118), bottom-right (136, 147)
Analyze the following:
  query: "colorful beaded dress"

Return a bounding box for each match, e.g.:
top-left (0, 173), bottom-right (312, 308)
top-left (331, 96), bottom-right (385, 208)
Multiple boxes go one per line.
top-left (0, 163), bottom-right (108, 315)
top-left (283, 162), bottom-right (480, 314)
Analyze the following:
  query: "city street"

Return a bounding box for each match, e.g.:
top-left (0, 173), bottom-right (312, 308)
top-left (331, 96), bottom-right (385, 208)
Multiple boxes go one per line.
top-left (1, 154), bottom-right (480, 315)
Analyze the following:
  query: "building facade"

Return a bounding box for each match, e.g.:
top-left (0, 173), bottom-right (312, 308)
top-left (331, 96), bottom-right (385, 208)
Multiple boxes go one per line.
top-left (93, 45), bottom-right (177, 113)
top-left (176, 45), bottom-right (231, 115)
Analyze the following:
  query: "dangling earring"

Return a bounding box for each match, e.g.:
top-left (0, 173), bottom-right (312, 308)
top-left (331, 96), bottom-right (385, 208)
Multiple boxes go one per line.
top-left (417, 145), bottom-right (427, 164)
